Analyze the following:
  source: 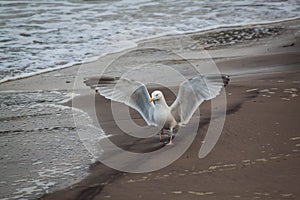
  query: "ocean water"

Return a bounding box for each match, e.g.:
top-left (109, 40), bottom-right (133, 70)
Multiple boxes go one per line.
top-left (0, 0), bottom-right (299, 83)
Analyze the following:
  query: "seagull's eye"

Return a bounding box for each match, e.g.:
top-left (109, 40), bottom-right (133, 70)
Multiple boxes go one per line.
top-left (156, 94), bottom-right (158, 97)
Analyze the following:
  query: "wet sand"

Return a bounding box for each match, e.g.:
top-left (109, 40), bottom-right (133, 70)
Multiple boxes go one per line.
top-left (42, 23), bottom-right (300, 199)
top-left (1, 19), bottom-right (300, 199)
top-left (51, 76), bottom-right (300, 200)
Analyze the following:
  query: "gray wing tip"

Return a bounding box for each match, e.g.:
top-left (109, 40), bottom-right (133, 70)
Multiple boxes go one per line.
top-left (203, 74), bottom-right (230, 87)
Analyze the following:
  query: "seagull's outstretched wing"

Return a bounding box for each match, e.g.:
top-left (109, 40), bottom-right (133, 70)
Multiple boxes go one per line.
top-left (84, 76), bottom-right (156, 126)
top-left (171, 75), bottom-right (229, 125)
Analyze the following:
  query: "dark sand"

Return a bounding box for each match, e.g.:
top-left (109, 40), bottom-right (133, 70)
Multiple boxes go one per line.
top-left (42, 34), bottom-right (300, 199)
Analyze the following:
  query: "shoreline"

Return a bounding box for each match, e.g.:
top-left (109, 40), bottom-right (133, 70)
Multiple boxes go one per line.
top-left (0, 18), bottom-right (299, 199)
top-left (0, 17), bottom-right (299, 85)
top-left (1, 18), bottom-right (298, 93)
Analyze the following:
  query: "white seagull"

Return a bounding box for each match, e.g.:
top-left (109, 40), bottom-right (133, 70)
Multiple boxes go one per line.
top-left (84, 75), bottom-right (229, 145)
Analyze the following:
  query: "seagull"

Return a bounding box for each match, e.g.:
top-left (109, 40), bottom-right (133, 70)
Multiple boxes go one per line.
top-left (84, 75), bottom-right (229, 145)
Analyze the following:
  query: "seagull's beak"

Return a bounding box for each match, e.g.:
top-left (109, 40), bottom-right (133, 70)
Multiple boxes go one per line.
top-left (150, 98), bottom-right (155, 103)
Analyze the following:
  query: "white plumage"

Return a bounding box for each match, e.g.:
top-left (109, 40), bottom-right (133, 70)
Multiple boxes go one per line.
top-left (84, 75), bottom-right (229, 145)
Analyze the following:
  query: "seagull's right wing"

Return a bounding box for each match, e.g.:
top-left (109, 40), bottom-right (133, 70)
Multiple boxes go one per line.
top-left (84, 76), bottom-right (156, 126)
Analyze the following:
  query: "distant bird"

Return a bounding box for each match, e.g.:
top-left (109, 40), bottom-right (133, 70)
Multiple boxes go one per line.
top-left (84, 75), bottom-right (229, 145)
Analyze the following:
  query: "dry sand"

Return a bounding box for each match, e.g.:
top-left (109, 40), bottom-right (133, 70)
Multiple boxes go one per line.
top-left (0, 19), bottom-right (300, 200)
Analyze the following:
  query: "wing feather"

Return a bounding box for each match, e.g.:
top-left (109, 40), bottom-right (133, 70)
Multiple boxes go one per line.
top-left (171, 75), bottom-right (229, 125)
top-left (84, 77), bottom-right (156, 126)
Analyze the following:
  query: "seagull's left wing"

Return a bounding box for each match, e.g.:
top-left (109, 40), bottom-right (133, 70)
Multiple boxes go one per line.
top-left (84, 76), bottom-right (156, 126)
top-left (171, 75), bottom-right (229, 125)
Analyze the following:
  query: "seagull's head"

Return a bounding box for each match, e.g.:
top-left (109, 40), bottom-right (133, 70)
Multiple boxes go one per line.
top-left (150, 90), bottom-right (164, 103)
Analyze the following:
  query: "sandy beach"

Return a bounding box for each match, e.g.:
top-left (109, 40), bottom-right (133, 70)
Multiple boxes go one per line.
top-left (1, 19), bottom-right (300, 200)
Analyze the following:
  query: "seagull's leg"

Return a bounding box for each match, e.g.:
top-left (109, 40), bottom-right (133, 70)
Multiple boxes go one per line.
top-left (166, 127), bottom-right (174, 145)
top-left (159, 129), bottom-right (164, 142)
